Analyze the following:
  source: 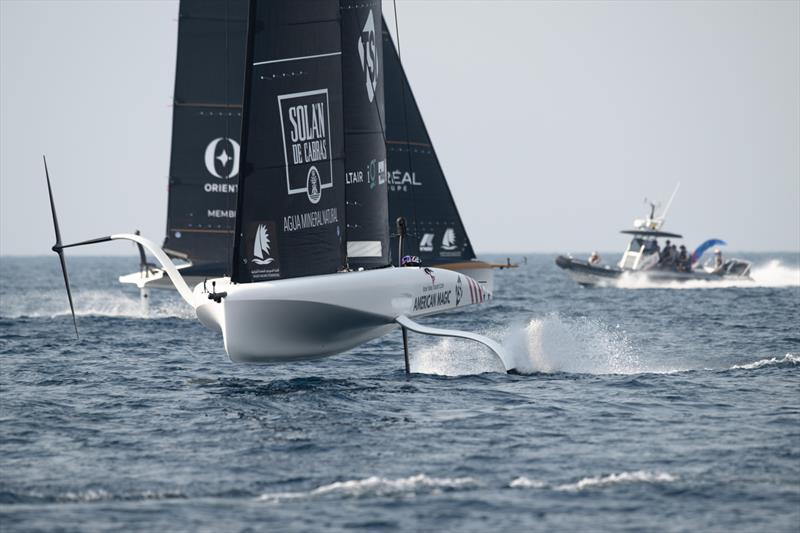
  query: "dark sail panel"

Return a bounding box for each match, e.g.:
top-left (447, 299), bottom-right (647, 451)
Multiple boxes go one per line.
top-left (232, 1), bottom-right (346, 283)
top-left (340, 1), bottom-right (389, 268)
top-left (383, 23), bottom-right (476, 265)
top-left (164, 0), bottom-right (247, 274)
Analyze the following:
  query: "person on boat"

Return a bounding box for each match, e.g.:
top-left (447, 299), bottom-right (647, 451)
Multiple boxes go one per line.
top-left (712, 248), bottom-right (724, 273)
top-left (659, 240), bottom-right (673, 267)
top-left (651, 240), bottom-right (661, 257)
top-left (588, 251), bottom-right (601, 265)
top-left (676, 245), bottom-right (691, 272)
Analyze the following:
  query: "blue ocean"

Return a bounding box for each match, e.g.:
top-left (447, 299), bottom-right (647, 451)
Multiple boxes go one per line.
top-left (1, 253), bottom-right (798, 532)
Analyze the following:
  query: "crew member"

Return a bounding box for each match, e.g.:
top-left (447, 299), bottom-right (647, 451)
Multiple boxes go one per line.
top-left (659, 240), bottom-right (673, 267)
top-left (676, 245), bottom-right (690, 272)
top-left (713, 248), bottom-right (724, 272)
top-left (588, 251), bottom-right (601, 265)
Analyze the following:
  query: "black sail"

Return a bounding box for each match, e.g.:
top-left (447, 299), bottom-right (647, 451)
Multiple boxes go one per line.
top-left (232, 1), bottom-right (346, 283)
top-left (340, 1), bottom-right (389, 268)
top-left (383, 23), bottom-right (476, 265)
top-left (163, 0), bottom-right (247, 276)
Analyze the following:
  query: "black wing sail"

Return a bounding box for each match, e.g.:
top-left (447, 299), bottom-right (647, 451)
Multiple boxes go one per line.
top-left (341, 1), bottom-right (389, 269)
top-left (232, 1), bottom-right (346, 283)
top-left (383, 22), bottom-right (476, 265)
top-left (163, 0), bottom-right (247, 276)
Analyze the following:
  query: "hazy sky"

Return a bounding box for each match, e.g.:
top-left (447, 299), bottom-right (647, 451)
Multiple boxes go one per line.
top-left (1, 0), bottom-right (798, 256)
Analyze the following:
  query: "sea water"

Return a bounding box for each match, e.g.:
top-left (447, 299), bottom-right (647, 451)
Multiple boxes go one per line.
top-left (0, 253), bottom-right (798, 532)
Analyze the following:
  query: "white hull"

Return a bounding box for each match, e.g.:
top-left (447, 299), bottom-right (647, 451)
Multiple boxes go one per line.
top-left (121, 261), bottom-right (497, 294)
top-left (45, 232), bottom-right (511, 370)
top-left (439, 262), bottom-right (494, 293)
top-left (194, 266), bottom-right (488, 363)
top-left (58, 235), bottom-right (509, 369)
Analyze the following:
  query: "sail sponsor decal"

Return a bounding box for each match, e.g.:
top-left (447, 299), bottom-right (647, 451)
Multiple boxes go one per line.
top-left (419, 233), bottom-right (434, 252)
top-left (441, 228), bottom-right (458, 251)
top-left (370, 159), bottom-right (386, 189)
top-left (439, 227), bottom-right (463, 258)
top-left (208, 209), bottom-right (236, 219)
top-left (346, 158), bottom-right (387, 188)
top-left (204, 182), bottom-right (238, 194)
top-left (203, 138), bottom-right (240, 194)
top-left (283, 207), bottom-right (340, 232)
top-left (278, 89), bottom-right (334, 204)
top-left (357, 9), bottom-right (378, 103)
top-left (247, 221), bottom-right (280, 280)
top-left (413, 273), bottom-right (452, 312)
top-left (388, 169), bottom-right (422, 192)
top-left (205, 137), bottom-right (240, 179)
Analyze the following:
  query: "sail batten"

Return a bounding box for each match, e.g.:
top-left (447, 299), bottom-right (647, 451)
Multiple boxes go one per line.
top-left (253, 51), bottom-right (342, 66)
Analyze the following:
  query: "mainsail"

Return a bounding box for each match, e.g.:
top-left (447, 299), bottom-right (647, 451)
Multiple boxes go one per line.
top-left (234, 0), bottom-right (391, 282)
top-left (163, 0), bottom-right (247, 276)
top-left (341, 3), bottom-right (390, 268)
top-left (383, 23), bottom-right (476, 265)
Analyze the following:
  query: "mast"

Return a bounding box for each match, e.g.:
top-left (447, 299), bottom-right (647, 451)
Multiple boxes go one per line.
top-left (382, 21), bottom-right (476, 265)
top-left (163, 0), bottom-right (247, 275)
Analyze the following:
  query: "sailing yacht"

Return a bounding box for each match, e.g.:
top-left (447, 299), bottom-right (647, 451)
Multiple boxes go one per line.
top-left (47, 0), bottom-right (510, 371)
top-left (120, 1), bottom-right (511, 303)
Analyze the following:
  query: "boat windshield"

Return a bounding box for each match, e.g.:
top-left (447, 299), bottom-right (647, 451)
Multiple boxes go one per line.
top-left (620, 237), bottom-right (660, 270)
top-left (628, 237), bottom-right (659, 254)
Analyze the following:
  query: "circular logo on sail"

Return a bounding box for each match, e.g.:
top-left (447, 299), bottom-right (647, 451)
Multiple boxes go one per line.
top-left (307, 166), bottom-right (322, 204)
top-left (204, 137), bottom-right (240, 179)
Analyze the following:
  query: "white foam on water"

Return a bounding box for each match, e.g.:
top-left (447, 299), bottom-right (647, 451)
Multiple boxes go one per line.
top-left (730, 353), bottom-right (799, 370)
top-left (0, 289), bottom-right (194, 320)
top-left (57, 488), bottom-right (186, 503)
top-left (554, 471), bottom-right (677, 492)
top-left (509, 476), bottom-right (547, 489)
top-left (411, 336), bottom-right (507, 376)
top-left (257, 474), bottom-right (479, 502)
top-left (504, 315), bottom-right (648, 375)
top-left (60, 488), bottom-right (113, 502)
top-left (615, 259), bottom-right (800, 290)
top-left (412, 314), bottom-right (676, 376)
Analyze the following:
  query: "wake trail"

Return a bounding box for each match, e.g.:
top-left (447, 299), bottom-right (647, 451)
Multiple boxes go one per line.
top-left (0, 289), bottom-right (194, 320)
top-left (615, 259), bottom-right (800, 290)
